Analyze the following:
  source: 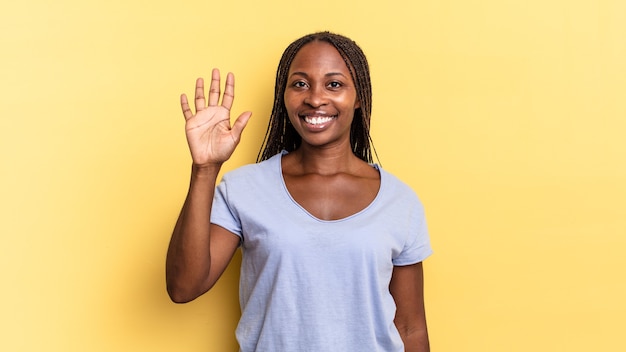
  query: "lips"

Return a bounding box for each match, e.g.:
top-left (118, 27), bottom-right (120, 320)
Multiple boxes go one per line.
top-left (303, 115), bottom-right (336, 125)
top-left (299, 111), bottom-right (337, 128)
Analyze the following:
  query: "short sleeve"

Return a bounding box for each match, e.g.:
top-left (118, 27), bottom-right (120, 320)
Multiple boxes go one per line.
top-left (392, 196), bottom-right (433, 266)
top-left (210, 176), bottom-right (243, 239)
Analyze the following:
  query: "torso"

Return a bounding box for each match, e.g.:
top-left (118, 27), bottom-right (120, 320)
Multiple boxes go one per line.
top-left (210, 151), bottom-right (432, 351)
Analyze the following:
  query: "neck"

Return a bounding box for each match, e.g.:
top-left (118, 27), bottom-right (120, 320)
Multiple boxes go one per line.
top-left (288, 143), bottom-right (362, 176)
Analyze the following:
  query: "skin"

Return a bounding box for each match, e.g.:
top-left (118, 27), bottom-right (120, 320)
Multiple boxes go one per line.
top-left (166, 42), bottom-right (429, 351)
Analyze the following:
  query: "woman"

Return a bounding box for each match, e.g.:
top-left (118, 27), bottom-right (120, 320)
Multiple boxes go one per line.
top-left (166, 32), bottom-right (432, 352)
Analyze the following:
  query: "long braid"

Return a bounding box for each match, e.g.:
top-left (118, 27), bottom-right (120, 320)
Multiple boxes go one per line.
top-left (257, 32), bottom-right (378, 164)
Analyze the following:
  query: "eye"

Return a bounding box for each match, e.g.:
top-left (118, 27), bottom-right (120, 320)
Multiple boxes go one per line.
top-left (328, 81), bottom-right (342, 89)
top-left (292, 81), bottom-right (308, 88)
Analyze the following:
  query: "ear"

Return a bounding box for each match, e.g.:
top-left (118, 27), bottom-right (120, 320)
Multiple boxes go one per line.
top-left (354, 99), bottom-right (361, 109)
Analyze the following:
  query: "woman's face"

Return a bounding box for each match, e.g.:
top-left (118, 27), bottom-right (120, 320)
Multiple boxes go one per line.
top-left (284, 41), bottom-right (360, 150)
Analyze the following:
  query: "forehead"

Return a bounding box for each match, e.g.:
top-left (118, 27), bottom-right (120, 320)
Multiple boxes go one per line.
top-left (288, 41), bottom-right (351, 74)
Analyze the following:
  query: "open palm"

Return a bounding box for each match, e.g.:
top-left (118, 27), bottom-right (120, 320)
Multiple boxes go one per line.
top-left (180, 69), bottom-right (252, 166)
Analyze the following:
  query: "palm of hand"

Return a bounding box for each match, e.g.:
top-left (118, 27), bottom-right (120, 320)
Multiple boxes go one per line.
top-left (185, 105), bottom-right (237, 164)
top-left (180, 69), bottom-right (252, 166)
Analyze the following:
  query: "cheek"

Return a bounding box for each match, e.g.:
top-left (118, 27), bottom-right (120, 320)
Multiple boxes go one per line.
top-left (283, 97), bottom-right (298, 123)
top-left (338, 91), bottom-right (359, 110)
top-left (283, 93), bottom-right (296, 114)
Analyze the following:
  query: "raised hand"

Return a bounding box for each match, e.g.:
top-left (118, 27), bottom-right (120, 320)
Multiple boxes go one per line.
top-left (180, 68), bottom-right (252, 167)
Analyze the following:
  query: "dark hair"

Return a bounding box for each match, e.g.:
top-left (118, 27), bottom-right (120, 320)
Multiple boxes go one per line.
top-left (257, 31), bottom-right (377, 163)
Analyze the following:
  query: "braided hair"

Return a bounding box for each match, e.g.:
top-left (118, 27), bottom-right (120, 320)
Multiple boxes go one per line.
top-left (257, 31), bottom-right (377, 163)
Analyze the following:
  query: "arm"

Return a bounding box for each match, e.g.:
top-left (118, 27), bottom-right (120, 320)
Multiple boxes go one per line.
top-left (390, 262), bottom-right (430, 352)
top-left (166, 69), bottom-right (251, 303)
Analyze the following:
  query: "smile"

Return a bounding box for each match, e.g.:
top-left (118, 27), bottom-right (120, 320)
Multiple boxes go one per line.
top-left (303, 115), bottom-right (337, 125)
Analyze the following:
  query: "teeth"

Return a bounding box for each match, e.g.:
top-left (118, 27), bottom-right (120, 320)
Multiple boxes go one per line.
top-left (304, 116), bottom-right (334, 125)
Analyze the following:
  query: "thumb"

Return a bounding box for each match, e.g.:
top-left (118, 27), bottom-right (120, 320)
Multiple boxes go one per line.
top-left (230, 111), bottom-right (252, 141)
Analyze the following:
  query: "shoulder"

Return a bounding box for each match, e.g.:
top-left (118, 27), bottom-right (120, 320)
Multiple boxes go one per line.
top-left (377, 167), bottom-right (425, 210)
top-left (379, 167), bottom-right (418, 195)
top-left (221, 152), bottom-right (282, 183)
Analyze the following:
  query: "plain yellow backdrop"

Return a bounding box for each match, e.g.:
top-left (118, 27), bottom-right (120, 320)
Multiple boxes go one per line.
top-left (1, 0), bottom-right (625, 351)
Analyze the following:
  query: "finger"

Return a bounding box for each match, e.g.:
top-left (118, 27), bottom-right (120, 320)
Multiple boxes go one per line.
top-left (230, 111), bottom-right (252, 143)
top-left (180, 94), bottom-right (193, 120)
top-left (194, 77), bottom-right (205, 112)
top-left (208, 68), bottom-right (221, 106)
top-left (221, 72), bottom-right (235, 111)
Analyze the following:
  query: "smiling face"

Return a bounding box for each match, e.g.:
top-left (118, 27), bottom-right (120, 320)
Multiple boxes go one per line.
top-left (284, 40), bottom-right (361, 150)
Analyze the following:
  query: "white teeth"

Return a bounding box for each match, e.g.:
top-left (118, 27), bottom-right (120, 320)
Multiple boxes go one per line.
top-left (304, 116), bottom-right (334, 125)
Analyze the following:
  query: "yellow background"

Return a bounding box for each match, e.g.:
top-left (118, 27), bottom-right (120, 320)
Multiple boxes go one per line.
top-left (1, 0), bottom-right (625, 351)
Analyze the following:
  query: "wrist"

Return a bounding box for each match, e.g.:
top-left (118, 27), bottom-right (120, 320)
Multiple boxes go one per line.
top-left (191, 162), bottom-right (222, 177)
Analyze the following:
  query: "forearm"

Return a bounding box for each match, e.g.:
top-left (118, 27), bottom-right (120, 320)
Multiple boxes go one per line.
top-left (391, 263), bottom-right (430, 352)
top-left (166, 163), bottom-right (221, 302)
top-left (400, 327), bottom-right (430, 352)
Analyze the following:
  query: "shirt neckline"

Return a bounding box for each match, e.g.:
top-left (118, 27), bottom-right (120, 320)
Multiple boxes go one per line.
top-left (276, 150), bottom-right (384, 223)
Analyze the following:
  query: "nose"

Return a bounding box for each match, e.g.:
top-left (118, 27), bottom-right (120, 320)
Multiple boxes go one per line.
top-left (303, 84), bottom-right (327, 107)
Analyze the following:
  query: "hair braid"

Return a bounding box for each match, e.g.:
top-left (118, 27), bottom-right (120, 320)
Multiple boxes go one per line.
top-left (257, 31), bottom-right (379, 164)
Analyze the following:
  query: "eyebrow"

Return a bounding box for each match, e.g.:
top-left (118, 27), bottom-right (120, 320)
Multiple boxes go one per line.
top-left (289, 71), bottom-right (348, 78)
